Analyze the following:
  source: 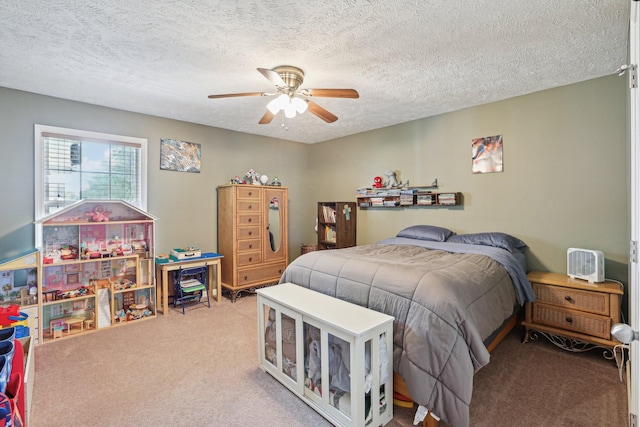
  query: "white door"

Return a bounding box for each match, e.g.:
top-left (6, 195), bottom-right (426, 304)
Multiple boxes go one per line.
top-left (630, 1), bottom-right (639, 425)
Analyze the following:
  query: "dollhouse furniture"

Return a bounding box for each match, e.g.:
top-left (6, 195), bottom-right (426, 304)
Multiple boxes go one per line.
top-left (65, 317), bottom-right (84, 334)
top-left (155, 253), bottom-right (223, 314)
top-left (84, 311), bottom-right (95, 329)
top-left (19, 288), bottom-right (31, 306)
top-left (36, 199), bottom-right (157, 343)
top-left (52, 325), bottom-right (64, 339)
top-left (42, 289), bottom-right (57, 302)
top-left (49, 317), bottom-right (70, 334)
top-left (172, 266), bottom-right (210, 314)
top-left (257, 283), bottom-right (394, 427)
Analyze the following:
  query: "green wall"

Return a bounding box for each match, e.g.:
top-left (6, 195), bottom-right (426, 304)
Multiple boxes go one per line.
top-left (0, 75), bottom-right (630, 292)
top-left (307, 75), bottom-right (629, 286)
top-left (0, 87), bottom-right (310, 259)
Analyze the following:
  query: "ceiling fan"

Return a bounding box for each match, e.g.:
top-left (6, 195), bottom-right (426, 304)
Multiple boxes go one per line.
top-left (207, 65), bottom-right (359, 124)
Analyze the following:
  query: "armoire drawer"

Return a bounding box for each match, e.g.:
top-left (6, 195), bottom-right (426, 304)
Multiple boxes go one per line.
top-left (237, 200), bottom-right (261, 212)
top-left (237, 262), bottom-right (287, 286)
top-left (237, 187), bottom-right (261, 199)
top-left (236, 226), bottom-right (262, 240)
top-left (238, 251), bottom-right (262, 266)
top-left (237, 213), bottom-right (261, 226)
top-left (531, 302), bottom-right (612, 340)
top-left (532, 283), bottom-right (609, 316)
top-left (237, 239), bottom-right (261, 252)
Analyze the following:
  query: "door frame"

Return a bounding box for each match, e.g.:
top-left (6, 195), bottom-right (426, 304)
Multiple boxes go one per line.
top-left (629, 1), bottom-right (639, 425)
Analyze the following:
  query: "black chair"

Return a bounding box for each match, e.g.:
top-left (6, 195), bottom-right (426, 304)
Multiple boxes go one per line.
top-left (172, 266), bottom-right (210, 314)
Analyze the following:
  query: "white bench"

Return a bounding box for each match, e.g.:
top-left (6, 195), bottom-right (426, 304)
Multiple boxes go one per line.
top-left (257, 283), bottom-right (394, 427)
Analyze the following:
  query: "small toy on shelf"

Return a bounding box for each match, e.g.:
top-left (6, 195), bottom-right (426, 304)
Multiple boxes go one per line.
top-left (270, 175), bottom-right (282, 186)
top-left (244, 169), bottom-right (261, 185)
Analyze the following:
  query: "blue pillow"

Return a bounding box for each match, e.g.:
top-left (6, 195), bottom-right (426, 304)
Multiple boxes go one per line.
top-left (396, 225), bottom-right (456, 242)
top-left (446, 232), bottom-right (528, 253)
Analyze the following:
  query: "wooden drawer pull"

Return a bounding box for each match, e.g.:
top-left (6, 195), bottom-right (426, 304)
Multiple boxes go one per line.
top-left (564, 295), bottom-right (573, 302)
top-left (248, 257), bottom-right (252, 262)
top-left (249, 244), bottom-right (253, 248)
top-left (248, 218), bottom-right (252, 222)
top-left (248, 231), bottom-right (252, 236)
top-left (566, 317), bottom-right (573, 323)
top-left (248, 204), bottom-right (253, 209)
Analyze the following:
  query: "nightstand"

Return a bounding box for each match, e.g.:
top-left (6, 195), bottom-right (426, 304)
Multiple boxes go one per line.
top-left (522, 271), bottom-right (624, 359)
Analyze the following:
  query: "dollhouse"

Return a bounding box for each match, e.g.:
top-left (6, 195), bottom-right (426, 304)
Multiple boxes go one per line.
top-left (36, 199), bottom-right (157, 343)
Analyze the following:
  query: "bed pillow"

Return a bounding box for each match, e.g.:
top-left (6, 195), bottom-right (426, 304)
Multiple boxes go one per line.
top-left (396, 225), bottom-right (456, 242)
top-left (446, 232), bottom-right (528, 253)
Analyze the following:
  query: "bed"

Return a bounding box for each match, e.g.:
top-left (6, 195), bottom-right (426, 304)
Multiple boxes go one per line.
top-left (279, 225), bottom-right (535, 427)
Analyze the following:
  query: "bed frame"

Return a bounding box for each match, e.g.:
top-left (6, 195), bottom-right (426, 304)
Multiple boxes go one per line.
top-left (393, 313), bottom-right (519, 427)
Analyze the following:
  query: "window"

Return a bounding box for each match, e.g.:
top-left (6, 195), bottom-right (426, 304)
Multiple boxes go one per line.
top-left (34, 125), bottom-right (147, 220)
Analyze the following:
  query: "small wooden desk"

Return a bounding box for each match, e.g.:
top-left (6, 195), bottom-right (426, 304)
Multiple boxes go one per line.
top-left (155, 253), bottom-right (223, 314)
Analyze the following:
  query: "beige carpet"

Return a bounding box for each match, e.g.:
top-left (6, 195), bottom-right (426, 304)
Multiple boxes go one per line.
top-left (29, 294), bottom-right (627, 426)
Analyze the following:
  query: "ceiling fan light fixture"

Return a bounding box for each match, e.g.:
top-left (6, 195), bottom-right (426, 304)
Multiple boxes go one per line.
top-left (292, 97), bottom-right (308, 114)
top-left (284, 102), bottom-right (297, 118)
top-left (266, 93), bottom-right (289, 114)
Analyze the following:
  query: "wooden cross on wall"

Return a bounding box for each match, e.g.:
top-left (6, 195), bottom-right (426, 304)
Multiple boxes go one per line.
top-left (343, 205), bottom-right (351, 221)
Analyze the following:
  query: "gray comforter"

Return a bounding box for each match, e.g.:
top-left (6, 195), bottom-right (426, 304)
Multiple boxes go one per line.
top-left (279, 239), bottom-right (534, 427)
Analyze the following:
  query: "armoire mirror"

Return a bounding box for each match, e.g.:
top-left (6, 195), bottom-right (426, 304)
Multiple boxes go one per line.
top-left (268, 197), bottom-right (281, 252)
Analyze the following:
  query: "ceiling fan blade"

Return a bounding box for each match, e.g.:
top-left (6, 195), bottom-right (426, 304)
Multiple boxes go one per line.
top-left (304, 89), bottom-right (359, 99)
top-left (307, 101), bottom-right (338, 123)
top-left (259, 110), bottom-right (275, 124)
top-left (208, 92), bottom-right (264, 99)
top-left (257, 68), bottom-right (287, 87)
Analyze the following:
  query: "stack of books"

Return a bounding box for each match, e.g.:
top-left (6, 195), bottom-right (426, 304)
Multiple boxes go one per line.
top-left (438, 193), bottom-right (457, 205)
top-left (400, 189), bottom-right (416, 206)
top-left (416, 194), bottom-right (435, 205)
top-left (322, 205), bottom-right (337, 223)
top-left (324, 225), bottom-right (336, 243)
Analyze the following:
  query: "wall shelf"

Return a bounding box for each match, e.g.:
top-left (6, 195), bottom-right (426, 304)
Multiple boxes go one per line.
top-left (356, 187), bottom-right (462, 209)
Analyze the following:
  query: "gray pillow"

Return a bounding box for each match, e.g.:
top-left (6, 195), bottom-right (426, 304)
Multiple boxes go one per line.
top-left (446, 232), bottom-right (528, 253)
top-left (396, 225), bottom-right (456, 242)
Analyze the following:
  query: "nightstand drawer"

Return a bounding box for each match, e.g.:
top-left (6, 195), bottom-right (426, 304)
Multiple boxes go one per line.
top-left (532, 302), bottom-right (612, 340)
top-left (533, 283), bottom-right (609, 316)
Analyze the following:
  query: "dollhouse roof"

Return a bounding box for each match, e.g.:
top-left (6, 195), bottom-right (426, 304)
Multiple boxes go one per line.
top-left (37, 200), bottom-right (157, 225)
top-left (0, 249), bottom-right (39, 269)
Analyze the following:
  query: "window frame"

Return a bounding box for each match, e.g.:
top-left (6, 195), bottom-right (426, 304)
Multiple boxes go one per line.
top-left (34, 124), bottom-right (148, 223)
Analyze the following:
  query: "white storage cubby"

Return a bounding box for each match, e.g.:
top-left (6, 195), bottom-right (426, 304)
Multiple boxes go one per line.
top-left (257, 283), bottom-right (394, 427)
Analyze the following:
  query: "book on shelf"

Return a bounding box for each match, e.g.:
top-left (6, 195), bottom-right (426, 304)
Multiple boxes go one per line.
top-left (324, 225), bottom-right (336, 243)
top-left (322, 205), bottom-right (337, 223)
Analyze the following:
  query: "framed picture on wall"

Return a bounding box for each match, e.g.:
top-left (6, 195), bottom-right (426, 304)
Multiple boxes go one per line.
top-left (160, 138), bottom-right (201, 173)
top-left (472, 134), bottom-right (503, 174)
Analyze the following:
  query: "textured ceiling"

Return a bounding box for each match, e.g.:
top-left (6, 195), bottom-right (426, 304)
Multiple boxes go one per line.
top-left (0, 0), bottom-right (630, 144)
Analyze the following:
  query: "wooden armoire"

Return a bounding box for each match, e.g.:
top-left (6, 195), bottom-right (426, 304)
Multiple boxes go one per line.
top-left (217, 184), bottom-right (288, 302)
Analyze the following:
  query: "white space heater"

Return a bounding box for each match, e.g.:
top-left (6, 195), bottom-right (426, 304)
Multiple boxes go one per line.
top-left (567, 248), bottom-right (605, 283)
